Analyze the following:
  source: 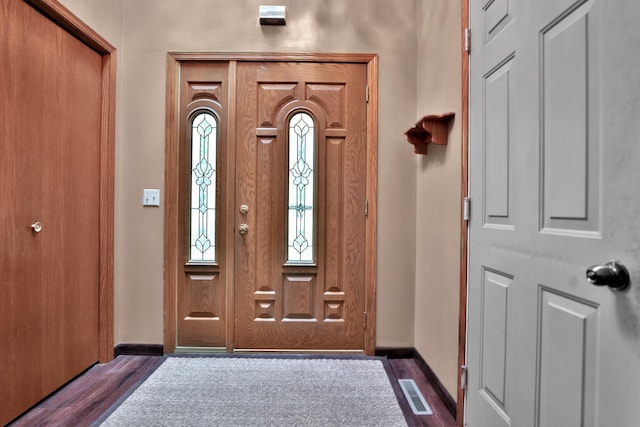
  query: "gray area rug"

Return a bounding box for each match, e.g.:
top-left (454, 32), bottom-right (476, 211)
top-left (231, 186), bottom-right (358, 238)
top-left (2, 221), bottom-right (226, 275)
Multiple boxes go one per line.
top-left (99, 356), bottom-right (408, 426)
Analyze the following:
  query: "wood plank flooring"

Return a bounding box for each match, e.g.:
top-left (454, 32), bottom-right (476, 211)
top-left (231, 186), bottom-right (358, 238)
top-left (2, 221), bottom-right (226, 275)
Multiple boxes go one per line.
top-left (7, 356), bottom-right (163, 427)
top-left (7, 355), bottom-right (457, 426)
top-left (387, 358), bottom-right (457, 427)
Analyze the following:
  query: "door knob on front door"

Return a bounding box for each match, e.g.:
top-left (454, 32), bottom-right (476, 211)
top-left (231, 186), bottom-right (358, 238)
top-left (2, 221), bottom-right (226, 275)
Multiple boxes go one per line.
top-left (31, 222), bottom-right (42, 233)
top-left (239, 223), bottom-right (249, 235)
top-left (586, 261), bottom-right (630, 291)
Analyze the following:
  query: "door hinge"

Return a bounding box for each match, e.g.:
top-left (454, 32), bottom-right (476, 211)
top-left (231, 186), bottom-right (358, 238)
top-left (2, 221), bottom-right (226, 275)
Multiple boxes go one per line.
top-left (460, 365), bottom-right (468, 390)
top-left (464, 27), bottom-right (471, 54)
top-left (463, 197), bottom-right (471, 221)
top-left (364, 199), bottom-right (369, 217)
top-left (365, 85), bottom-right (369, 103)
top-left (363, 311), bottom-right (367, 329)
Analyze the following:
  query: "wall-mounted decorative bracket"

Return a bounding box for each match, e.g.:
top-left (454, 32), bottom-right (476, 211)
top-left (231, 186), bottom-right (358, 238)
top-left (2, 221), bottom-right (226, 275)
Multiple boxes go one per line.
top-left (405, 112), bottom-right (455, 155)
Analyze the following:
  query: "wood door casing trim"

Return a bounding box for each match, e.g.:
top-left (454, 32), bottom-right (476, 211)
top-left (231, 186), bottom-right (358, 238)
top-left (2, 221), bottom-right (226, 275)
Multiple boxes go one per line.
top-left (25, 0), bottom-right (115, 55)
top-left (364, 55), bottom-right (379, 355)
top-left (458, 0), bottom-right (470, 425)
top-left (164, 53), bottom-right (378, 355)
top-left (98, 43), bottom-right (116, 364)
top-left (164, 55), bottom-right (180, 354)
top-left (169, 52), bottom-right (378, 64)
top-left (25, 0), bottom-right (116, 363)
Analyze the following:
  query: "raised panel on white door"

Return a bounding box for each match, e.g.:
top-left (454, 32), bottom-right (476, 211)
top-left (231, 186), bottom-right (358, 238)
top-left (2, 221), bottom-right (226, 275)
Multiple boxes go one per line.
top-left (537, 288), bottom-right (598, 427)
top-left (541, 1), bottom-right (600, 236)
top-left (483, 0), bottom-right (513, 44)
top-left (479, 268), bottom-right (513, 425)
top-left (484, 56), bottom-right (514, 229)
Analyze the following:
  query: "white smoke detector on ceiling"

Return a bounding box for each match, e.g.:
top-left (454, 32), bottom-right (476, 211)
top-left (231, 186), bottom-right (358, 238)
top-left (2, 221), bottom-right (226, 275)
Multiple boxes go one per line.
top-left (259, 5), bottom-right (286, 25)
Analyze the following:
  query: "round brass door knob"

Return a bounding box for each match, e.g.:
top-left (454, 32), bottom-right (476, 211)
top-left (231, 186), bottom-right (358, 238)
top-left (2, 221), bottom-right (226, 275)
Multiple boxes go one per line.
top-left (239, 223), bottom-right (249, 235)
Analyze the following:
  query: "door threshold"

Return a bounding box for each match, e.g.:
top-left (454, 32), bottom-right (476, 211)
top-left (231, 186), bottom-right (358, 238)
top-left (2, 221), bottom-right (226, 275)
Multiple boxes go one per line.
top-left (233, 349), bottom-right (365, 354)
top-left (174, 346), bottom-right (228, 354)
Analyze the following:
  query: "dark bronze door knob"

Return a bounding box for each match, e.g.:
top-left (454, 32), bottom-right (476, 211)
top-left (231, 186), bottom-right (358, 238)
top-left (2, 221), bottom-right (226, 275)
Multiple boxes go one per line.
top-left (586, 261), bottom-right (630, 291)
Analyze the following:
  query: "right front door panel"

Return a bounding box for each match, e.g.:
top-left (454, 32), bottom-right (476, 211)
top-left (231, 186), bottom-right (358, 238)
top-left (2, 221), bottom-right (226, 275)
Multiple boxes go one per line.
top-left (234, 62), bottom-right (367, 350)
top-left (467, 0), bottom-right (640, 426)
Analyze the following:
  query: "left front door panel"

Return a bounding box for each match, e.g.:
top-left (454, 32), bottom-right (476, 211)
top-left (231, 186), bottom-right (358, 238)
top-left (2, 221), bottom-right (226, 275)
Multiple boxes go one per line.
top-left (177, 62), bottom-right (230, 347)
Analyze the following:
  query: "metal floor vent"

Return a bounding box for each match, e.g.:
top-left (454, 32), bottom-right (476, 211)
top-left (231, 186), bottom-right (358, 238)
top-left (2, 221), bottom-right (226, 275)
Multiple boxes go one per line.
top-left (398, 379), bottom-right (433, 415)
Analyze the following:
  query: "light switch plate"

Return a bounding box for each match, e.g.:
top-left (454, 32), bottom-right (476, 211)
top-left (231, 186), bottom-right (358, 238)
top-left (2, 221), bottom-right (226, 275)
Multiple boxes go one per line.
top-left (142, 189), bottom-right (160, 207)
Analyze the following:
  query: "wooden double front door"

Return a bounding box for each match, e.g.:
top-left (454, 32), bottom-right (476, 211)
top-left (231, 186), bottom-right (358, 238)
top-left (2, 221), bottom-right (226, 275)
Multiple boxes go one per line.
top-left (168, 57), bottom-right (375, 353)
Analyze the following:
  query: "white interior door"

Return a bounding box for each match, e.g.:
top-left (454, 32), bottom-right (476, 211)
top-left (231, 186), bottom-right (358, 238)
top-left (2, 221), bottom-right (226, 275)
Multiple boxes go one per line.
top-left (467, 0), bottom-right (640, 426)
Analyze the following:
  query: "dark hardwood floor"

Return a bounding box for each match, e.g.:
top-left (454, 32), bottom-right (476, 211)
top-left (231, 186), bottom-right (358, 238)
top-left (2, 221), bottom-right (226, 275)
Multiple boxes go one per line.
top-left (7, 356), bottom-right (164, 427)
top-left (7, 355), bottom-right (457, 427)
top-left (387, 358), bottom-right (457, 427)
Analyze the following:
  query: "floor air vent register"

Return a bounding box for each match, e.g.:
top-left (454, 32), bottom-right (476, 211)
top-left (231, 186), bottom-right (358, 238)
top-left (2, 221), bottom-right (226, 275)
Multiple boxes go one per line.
top-left (398, 379), bottom-right (433, 415)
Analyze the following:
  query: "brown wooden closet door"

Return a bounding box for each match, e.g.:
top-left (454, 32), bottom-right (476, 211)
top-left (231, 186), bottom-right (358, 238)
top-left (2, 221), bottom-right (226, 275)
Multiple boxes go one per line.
top-left (234, 62), bottom-right (368, 350)
top-left (0, 0), bottom-right (102, 424)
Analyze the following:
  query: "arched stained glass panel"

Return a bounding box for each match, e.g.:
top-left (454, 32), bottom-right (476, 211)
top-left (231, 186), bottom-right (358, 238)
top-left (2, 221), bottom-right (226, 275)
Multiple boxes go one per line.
top-left (287, 112), bottom-right (315, 263)
top-left (190, 112), bottom-right (217, 262)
